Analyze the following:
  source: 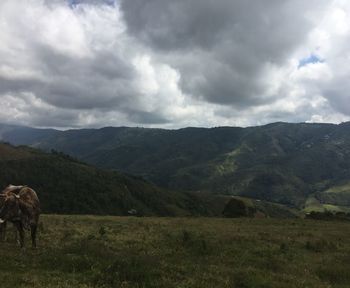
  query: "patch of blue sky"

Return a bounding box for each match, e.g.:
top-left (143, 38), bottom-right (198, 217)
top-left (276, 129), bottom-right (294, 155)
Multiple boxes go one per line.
top-left (298, 54), bottom-right (324, 69)
top-left (67, 0), bottom-right (78, 8)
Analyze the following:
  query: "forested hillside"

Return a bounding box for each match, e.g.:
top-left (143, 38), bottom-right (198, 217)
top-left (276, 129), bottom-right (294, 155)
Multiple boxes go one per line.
top-left (0, 143), bottom-right (220, 216)
top-left (2, 122), bottom-right (350, 208)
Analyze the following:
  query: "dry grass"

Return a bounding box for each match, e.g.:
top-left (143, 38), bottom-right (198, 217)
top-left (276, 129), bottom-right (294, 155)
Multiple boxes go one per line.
top-left (1, 215), bottom-right (350, 287)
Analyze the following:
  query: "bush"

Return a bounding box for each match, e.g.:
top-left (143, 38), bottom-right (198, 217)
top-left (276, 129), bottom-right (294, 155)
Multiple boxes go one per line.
top-left (223, 198), bottom-right (256, 218)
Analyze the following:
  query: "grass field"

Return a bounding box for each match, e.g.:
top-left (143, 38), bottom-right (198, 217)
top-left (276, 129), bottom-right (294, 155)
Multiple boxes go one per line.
top-left (1, 215), bottom-right (350, 288)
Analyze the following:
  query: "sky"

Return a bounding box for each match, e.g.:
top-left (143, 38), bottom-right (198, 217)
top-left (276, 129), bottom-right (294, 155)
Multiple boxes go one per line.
top-left (0, 0), bottom-right (350, 129)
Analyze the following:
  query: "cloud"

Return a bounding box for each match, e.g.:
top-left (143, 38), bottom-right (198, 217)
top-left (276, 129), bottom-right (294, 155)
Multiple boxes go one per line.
top-left (120, 0), bottom-right (327, 106)
top-left (0, 0), bottom-right (349, 128)
top-left (0, 0), bottom-right (145, 126)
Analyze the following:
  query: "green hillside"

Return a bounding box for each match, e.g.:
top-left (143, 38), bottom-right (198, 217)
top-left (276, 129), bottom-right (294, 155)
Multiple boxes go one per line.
top-left (223, 196), bottom-right (299, 218)
top-left (2, 122), bottom-right (350, 209)
top-left (0, 143), bottom-right (221, 216)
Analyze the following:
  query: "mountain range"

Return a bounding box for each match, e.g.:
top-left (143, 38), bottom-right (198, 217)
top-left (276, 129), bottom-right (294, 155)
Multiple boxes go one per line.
top-left (1, 122), bottom-right (350, 211)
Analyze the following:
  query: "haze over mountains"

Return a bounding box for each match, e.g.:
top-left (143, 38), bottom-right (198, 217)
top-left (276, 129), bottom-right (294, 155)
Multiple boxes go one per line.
top-left (1, 122), bottom-right (350, 211)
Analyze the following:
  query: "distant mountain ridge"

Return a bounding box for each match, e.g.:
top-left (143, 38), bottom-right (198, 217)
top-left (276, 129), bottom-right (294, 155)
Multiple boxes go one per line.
top-left (1, 122), bottom-right (350, 209)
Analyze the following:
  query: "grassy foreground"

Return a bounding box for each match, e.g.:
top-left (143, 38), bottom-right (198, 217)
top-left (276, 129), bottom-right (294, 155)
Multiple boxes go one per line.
top-left (1, 215), bottom-right (350, 288)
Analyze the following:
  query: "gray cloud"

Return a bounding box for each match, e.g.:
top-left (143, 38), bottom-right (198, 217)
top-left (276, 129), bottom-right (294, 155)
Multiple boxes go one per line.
top-left (121, 0), bottom-right (310, 54)
top-left (0, 0), bottom-right (165, 127)
top-left (125, 109), bottom-right (170, 124)
top-left (120, 0), bottom-right (327, 107)
top-left (0, 0), bottom-right (349, 129)
top-left (324, 87), bottom-right (350, 116)
top-left (0, 46), bottom-right (141, 114)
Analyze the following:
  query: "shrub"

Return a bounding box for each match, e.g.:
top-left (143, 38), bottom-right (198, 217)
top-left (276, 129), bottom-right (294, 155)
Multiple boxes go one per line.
top-left (223, 198), bottom-right (255, 218)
